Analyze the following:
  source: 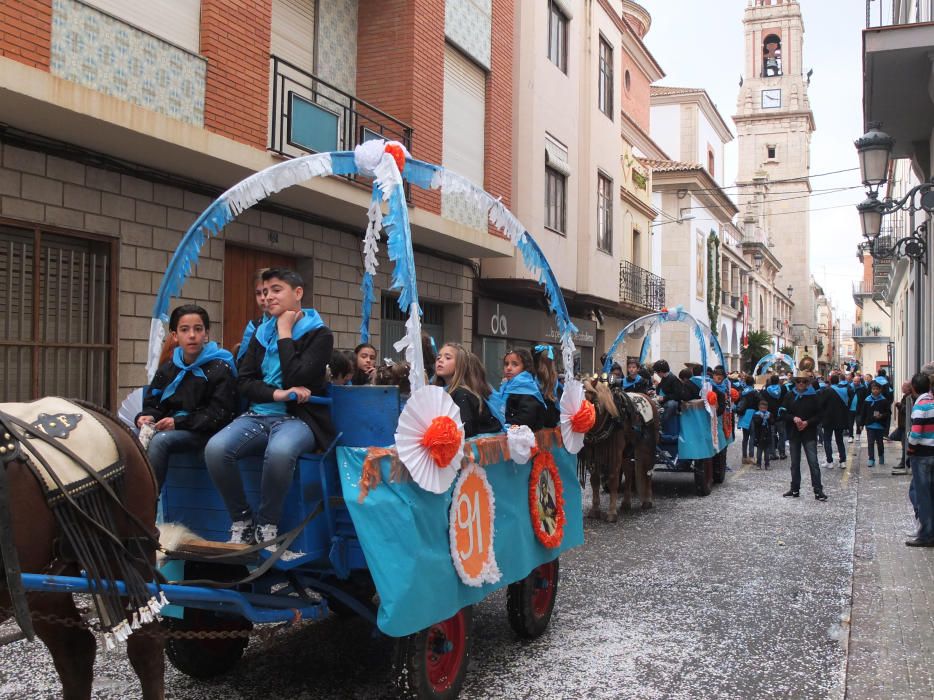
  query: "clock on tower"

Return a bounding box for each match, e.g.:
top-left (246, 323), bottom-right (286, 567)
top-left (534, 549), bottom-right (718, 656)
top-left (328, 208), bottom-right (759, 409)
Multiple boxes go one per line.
top-left (761, 88), bottom-right (781, 109)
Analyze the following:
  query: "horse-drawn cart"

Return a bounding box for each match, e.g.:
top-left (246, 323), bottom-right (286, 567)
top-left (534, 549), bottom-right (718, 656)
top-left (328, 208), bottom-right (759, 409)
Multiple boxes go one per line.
top-left (602, 308), bottom-right (735, 497)
top-left (10, 142), bottom-right (594, 699)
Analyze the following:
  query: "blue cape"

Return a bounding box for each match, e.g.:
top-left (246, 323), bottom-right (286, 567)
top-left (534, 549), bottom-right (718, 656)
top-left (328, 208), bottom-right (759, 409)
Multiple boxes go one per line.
top-left (765, 385), bottom-right (782, 399)
top-left (488, 371), bottom-right (546, 422)
top-left (792, 385), bottom-right (817, 399)
top-left (236, 313), bottom-right (271, 361)
top-left (622, 376), bottom-right (644, 390)
top-left (253, 309), bottom-right (325, 413)
top-left (831, 385), bottom-right (850, 406)
top-left (160, 341), bottom-right (236, 403)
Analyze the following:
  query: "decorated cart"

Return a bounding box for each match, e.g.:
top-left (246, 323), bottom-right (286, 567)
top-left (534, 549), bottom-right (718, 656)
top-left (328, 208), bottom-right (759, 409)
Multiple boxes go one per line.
top-left (753, 352), bottom-right (797, 378)
top-left (601, 307), bottom-right (735, 496)
top-left (19, 142), bottom-right (595, 698)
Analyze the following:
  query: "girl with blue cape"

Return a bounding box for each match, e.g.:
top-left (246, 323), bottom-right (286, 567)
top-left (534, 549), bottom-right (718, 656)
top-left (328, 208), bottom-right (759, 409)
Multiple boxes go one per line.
top-left (533, 344), bottom-right (562, 428)
top-left (488, 348), bottom-right (546, 431)
top-left (136, 304), bottom-right (238, 488)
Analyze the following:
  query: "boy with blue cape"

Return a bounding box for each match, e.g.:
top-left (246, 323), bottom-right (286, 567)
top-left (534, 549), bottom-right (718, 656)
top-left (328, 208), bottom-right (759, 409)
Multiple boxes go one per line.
top-left (137, 304), bottom-right (237, 488)
top-left (205, 269), bottom-right (335, 545)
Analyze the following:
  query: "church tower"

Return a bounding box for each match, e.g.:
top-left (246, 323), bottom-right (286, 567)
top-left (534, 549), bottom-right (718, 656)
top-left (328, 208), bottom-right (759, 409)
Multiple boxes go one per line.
top-left (734, 0), bottom-right (816, 345)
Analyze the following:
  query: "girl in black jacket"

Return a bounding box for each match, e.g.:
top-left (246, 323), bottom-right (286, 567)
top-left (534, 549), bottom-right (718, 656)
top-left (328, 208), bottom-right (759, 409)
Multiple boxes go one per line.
top-left (136, 305), bottom-right (237, 488)
top-left (490, 348), bottom-right (546, 431)
top-left (533, 344), bottom-right (561, 428)
top-left (434, 343), bottom-right (502, 438)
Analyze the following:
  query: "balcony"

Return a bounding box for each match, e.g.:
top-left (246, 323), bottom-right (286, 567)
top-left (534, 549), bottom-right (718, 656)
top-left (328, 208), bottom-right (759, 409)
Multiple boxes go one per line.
top-left (853, 324), bottom-right (889, 343)
top-left (863, 6), bottom-right (934, 159)
top-left (270, 55), bottom-right (412, 158)
top-left (852, 280), bottom-right (875, 307)
top-left (620, 261), bottom-right (666, 312)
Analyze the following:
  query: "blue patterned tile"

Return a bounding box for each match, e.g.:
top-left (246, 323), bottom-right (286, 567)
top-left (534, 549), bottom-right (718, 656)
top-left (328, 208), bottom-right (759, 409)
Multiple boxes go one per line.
top-left (51, 0), bottom-right (206, 126)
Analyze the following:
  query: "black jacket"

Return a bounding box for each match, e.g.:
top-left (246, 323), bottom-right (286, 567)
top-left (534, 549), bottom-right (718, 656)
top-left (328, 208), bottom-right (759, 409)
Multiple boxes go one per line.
top-left (821, 384), bottom-right (854, 430)
top-left (138, 359), bottom-right (237, 433)
top-left (780, 390), bottom-right (823, 441)
top-left (859, 394), bottom-right (892, 432)
top-left (752, 410), bottom-right (774, 444)
top-left (238, 325), bottom-right (336, 448)
top-left (450, 388), bottom-right (502, 438)
top-left (656, 373), bottom-right (683, 402)
top-left (681, 379), bottom-right (701, 401)
top-left (851, 382), bottom-right (870, 415)
top-left (506, 394), bottom-right (545, 431)
top-left (759, 384), bottom-right (786, 415)
top-left (622, 376), bottom-right (652, 394)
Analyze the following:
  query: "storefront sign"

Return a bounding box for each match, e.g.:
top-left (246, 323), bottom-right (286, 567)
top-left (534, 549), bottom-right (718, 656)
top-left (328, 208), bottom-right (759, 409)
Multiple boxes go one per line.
top-left (476, 299), bottom-right (596, 347)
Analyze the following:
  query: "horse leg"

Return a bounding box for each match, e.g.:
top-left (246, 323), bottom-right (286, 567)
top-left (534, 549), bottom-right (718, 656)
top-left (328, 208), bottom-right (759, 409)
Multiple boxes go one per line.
top-left (587, 460), bottom-right (602, 519)
top-left (606, 444), bottom-right (621, 523)
top-left (31, 594), bottom-right (96, 700)
top-left (638, 444), bottom-right (655, 510)
top-left (620, 438), bottom-right (633, 513)
top-left (127, 623), bottom-right (165, 700)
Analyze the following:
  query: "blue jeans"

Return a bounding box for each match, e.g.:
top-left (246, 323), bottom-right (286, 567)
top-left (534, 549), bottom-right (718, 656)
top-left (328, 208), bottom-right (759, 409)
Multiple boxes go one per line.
top-left (742, 429), bottom-right (755, 458)
top-left (788, 431), bottom-right (823, 494)
top-left (910, 455), bottom-right (934, 541)
top-left (205, 414), bottom-right (316, 526)
top-left (146, 429), bottom-right (210, 489)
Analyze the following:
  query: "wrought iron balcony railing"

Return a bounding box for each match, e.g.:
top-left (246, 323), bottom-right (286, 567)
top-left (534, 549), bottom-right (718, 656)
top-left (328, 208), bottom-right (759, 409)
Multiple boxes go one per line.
top-left (620, 260), bottom-right (666, 311)
top-left (866, 0), bottom-right (933, 27)
top-left (269, 55), bottom-right (413, 159)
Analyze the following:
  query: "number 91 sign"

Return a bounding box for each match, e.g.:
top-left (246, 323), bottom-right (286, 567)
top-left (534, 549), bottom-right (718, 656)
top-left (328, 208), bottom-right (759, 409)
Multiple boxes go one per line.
top-left (449, 462), bottom-right (501, 587)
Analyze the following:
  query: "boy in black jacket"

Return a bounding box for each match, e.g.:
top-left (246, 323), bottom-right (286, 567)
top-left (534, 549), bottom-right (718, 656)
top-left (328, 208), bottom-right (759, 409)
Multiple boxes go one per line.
top-left (860, 381), bottom-right (892, 467)
top-left (780, 372), bottom-right (827, 500)
top-left (753, 399), bottom-right (774, 469)
top-left (205, 269), bottom-right (335, 545)
top-left (136, 305), bottom-right (237, 488)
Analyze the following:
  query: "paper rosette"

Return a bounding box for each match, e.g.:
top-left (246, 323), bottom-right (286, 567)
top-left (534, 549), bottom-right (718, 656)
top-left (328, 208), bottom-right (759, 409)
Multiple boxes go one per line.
top-left (506, 425), bottom-right (537, 465)
top-left (394, 385), bottom-right (465, 494)
top-left (559, 379), bottom-right (593, 454)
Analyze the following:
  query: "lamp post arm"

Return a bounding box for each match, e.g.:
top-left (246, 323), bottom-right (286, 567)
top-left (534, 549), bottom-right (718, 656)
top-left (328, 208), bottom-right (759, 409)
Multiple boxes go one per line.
top-left (878, 179), bottom-right (934, 215)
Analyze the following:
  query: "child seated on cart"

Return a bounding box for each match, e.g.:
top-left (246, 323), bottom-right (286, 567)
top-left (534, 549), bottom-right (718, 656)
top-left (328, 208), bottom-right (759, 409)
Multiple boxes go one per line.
top-left (136, 304), bottom-right (238, 488)
top-left (489, 348), bottom-right (545, 431)
top-left (434, 342), bottom-right (503, 437)
top-left (205, 268), bottom-right (336, 545)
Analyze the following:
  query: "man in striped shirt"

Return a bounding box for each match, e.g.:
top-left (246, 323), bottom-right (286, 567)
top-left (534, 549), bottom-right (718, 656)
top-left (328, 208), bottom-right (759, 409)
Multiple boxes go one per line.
top-left (906, 371), bottom-right (934, 547)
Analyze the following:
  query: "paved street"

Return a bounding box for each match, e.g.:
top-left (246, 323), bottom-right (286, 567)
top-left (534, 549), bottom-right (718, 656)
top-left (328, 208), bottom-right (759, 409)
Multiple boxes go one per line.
top-left (1, 437), bottom-right (931, 699)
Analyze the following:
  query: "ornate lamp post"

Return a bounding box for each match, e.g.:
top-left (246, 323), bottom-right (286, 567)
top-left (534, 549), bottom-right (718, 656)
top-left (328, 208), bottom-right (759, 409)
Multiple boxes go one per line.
top-left (854, 124), bottom-right (930, 267)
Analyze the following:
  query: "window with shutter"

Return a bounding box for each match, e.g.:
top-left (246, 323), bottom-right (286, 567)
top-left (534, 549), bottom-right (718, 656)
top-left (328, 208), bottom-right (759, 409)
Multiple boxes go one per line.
top-left (80, 0), bottom-right (202, 53)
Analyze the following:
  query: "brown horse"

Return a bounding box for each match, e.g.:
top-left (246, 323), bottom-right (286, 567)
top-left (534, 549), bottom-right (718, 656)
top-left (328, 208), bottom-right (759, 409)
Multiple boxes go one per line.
top-left (0, 404), bottom-right (165, 700)
top-left (579, 380), bottom-right (658, 522)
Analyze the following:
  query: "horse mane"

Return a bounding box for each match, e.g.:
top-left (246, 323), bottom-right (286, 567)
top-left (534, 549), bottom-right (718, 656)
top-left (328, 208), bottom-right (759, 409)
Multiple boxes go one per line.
top-left (585, 379), bottom-right (619, 418)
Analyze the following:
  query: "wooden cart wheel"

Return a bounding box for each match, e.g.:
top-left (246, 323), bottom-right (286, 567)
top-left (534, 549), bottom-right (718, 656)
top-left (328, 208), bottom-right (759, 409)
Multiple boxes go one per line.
top-left (713, 450), bottom-right (727, 484)
top-left (162, 561), bottom-right (252, 679)
top-left (694, 458), bottom-right (713, 496)
top-left (163, 608), bottom-right (252, 679)
top-left (394, 606), bottom-right (473, 700)
top-left (506, 558), bottom-right (560, 639)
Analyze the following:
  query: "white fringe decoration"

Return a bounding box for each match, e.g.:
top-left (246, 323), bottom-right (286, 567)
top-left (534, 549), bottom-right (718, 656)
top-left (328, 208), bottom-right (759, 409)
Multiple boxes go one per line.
top-left (393, 302), bottom-right (426, 392)
top-left (363, 198), bottom-right (382, 275)
top-left (702, 380), bottom-right (719, 452)
top-left (354, 139), bottom-right (388, 176)
top-left (145, 317), bottom-right (166, 383)
top-left (506, 425), bottom-right (537, 465)
top-left (224, 153), bottom-right (333, 217)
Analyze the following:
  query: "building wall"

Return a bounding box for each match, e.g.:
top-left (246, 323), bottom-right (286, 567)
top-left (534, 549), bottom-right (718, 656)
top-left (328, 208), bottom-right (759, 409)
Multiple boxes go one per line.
top-left (649, 104), bottom-right (681, 160)
top-left (0, 0), bottom-right (51, 70)
top-left (0, 143), bottom-right (473, 400)
top-left (696, 112), bottom-right (725, 185)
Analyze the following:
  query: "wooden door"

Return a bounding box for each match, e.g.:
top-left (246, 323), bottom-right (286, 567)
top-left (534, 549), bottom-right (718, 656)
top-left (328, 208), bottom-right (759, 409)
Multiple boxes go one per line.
top-left (223, 245), bottom-right (295, 350)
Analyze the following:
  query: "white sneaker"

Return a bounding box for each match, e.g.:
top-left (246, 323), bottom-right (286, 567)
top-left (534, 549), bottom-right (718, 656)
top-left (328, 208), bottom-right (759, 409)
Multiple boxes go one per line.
top-left (847, 437), bottom-right (854, 443)
top-left (228, 519), bottom-right (254, 545)
top-left (255, 524), bottom-right (279, 544)
top-left (824, 461), bottom-right (834, 468)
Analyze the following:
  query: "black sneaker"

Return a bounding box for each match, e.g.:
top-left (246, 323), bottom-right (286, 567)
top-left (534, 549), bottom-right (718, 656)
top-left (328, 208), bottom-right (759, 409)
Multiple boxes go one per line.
top-left (815, 491), bottom-right (828, 502)
top-left (783, 489), bottom-right (799, 498)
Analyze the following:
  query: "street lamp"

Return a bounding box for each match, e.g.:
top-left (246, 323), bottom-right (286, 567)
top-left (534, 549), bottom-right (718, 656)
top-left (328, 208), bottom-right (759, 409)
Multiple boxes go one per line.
top-left (753, 249), bottom-right (764, 272)
top-left (854, 124), bottom-right (930, 267)
top-left (786, 284), bottom-right (793, 298)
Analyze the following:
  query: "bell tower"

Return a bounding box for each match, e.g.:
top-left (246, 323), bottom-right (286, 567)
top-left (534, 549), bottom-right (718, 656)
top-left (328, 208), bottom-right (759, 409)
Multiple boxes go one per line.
top-left (734, 0), bottom-right (816, 343)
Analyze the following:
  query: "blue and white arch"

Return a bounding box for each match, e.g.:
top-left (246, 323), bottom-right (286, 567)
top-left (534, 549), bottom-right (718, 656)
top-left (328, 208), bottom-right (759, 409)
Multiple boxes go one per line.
top-left (147, 141), bottom-right (578, 392)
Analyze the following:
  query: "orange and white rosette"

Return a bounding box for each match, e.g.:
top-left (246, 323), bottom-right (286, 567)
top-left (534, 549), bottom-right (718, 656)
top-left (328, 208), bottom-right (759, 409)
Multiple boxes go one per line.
top-left (395, 385), bottom-right (465, 494)
top-left (559, 379), bottom-right (596, 454)
top-left (449, 461), bottom-right (501, 587)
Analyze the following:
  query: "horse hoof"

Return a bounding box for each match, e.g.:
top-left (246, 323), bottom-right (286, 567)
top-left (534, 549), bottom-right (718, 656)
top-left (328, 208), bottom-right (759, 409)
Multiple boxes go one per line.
top-left (620, 502), bottom-right (632, 512)
top-left (641, 501), bottom-right (654, 510)
top-left (605, 512), bottom-right (618, 523)
top-left (586, 509), bottom-right (602, 520)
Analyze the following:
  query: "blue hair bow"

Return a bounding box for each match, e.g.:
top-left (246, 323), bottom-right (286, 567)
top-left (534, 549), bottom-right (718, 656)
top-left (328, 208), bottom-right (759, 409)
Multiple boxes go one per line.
top-left (534, 344), bottom-right (555, 361)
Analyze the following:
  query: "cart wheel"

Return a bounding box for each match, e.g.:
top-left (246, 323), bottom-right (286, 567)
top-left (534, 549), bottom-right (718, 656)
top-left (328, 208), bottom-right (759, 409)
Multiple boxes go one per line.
top-left (713, 450), bottom-right (727, 484)
top-left (506, 558), bottom-right (560, 639)
top-left (393, 606), bottom-right (472, 700)
top-left (694, 459), bottom-right (713, 496)
top-left (163, 608), bottom-right (252, 679)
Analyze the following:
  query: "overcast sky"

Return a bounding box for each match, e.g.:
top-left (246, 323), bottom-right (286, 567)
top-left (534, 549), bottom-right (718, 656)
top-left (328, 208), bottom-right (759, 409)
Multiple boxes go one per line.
top-left (642, 0), bottom-right (866, 327)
